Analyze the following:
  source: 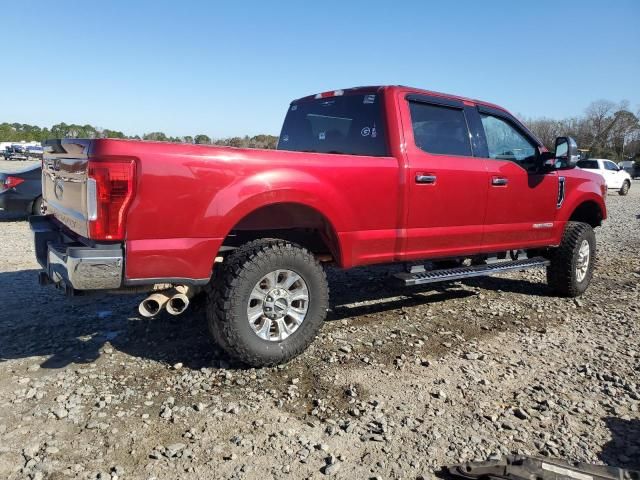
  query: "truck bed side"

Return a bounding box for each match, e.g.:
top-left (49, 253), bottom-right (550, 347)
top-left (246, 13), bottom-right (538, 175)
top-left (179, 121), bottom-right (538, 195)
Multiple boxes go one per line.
top-left (89, 140), bottom-right (403, 282)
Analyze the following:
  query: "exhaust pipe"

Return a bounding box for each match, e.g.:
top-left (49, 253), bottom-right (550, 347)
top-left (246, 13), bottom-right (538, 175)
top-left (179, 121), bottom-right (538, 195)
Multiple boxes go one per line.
top-left (138, 291), bottom-right (171, 318)
top-left (137, 285), bottom-right (200, 318)
top-left (165, 285), bottom-right (198, 316)
top-left (166, 293), bottom-right (190, 315)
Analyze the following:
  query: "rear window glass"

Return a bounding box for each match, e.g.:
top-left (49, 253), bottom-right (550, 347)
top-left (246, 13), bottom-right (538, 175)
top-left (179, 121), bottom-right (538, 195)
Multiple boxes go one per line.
top-left (408, 102), bottom-right (472, 156)
top-left (277, 93), bottom-right (388, 156)
top-left (577, 160), bottom-right (598, 169)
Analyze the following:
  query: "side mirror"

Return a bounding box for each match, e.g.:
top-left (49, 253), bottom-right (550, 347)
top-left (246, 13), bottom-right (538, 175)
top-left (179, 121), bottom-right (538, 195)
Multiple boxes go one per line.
top-left (554, 137), bottom-right (579, 169)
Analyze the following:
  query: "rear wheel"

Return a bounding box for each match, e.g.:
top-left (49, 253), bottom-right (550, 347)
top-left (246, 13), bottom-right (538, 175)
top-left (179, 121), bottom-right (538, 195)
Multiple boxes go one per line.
top-left (206, 239), bottom-right (329, 367)
top-left (619, 180), bottom-right (630, 196)
top-left (546, 222), bottom-right (596, 297)
top-left (32, 196), bottom-right (45, 215)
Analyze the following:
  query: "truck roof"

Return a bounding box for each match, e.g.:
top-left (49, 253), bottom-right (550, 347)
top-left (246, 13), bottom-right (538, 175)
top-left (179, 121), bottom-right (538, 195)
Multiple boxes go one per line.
top-left (292, 85), bottom-right (509, 113)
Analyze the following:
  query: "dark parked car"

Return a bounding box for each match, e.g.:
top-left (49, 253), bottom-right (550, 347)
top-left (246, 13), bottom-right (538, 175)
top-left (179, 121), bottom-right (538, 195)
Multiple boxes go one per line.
top-left (0, 165), bottom-right (44, 218)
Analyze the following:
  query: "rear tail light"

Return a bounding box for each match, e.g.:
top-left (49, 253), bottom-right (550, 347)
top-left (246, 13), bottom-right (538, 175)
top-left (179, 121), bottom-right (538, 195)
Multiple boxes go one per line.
top-left (1, 176), bottom-right (25, 191)
top-left (87, 159), bottom-right (136, 240)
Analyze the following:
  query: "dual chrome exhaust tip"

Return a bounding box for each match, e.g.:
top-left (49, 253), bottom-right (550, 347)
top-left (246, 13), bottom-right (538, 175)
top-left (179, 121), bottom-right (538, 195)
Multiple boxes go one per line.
top-left (138, 286), bottom-right (196, 318)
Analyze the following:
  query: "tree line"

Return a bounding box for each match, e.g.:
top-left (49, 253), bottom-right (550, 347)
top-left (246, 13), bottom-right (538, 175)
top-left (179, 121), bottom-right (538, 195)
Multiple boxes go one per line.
top-left (1, 98), bottom-right (639, 160)
top-left (0, 122), bottom-right (279, 149)
top-left (524, 100), bottom-right (640, 162)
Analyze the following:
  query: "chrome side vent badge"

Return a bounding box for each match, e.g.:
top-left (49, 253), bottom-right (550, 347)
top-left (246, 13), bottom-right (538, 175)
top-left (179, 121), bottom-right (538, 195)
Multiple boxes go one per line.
top-left (557, 176), bottom-right (566, 208)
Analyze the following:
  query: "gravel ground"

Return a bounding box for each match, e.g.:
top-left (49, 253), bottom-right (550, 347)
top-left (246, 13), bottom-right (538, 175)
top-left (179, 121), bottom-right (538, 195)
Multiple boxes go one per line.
top-left (1, 181), bottom-right (639, 480)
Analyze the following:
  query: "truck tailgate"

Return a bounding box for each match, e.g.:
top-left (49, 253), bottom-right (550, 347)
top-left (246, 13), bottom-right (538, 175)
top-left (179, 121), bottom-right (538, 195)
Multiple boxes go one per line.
top-left (42, 139), bottom-right (93, 237)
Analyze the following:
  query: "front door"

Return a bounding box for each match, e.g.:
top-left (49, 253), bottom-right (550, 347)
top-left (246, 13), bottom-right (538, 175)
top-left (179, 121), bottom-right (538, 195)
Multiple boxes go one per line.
top-left (401, 95), bottom-right (489, 260)
top-left (602, 159), bottom-right (623, 189)
top-left (475, 107), bottom-right (559, 250)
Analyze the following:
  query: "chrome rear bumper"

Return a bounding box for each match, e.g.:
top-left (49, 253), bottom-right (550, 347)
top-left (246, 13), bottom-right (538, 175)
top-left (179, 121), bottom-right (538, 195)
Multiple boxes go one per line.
top-left (30, 215), bottom-right (123, 291)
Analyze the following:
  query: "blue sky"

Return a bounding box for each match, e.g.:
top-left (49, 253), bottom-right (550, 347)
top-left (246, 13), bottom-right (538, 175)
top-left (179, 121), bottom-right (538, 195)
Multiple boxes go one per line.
top-left (1, 0), bottom-right (638, 138)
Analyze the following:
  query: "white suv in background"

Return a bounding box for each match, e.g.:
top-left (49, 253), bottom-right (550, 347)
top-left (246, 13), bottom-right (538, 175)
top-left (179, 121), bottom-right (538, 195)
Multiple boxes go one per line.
top-left (577, 158), bottom-right (632, 196)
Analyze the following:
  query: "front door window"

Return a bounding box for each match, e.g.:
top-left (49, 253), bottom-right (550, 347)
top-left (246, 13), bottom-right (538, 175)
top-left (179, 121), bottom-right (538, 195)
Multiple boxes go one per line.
top-left (480, 114), bottom-right (537, 171)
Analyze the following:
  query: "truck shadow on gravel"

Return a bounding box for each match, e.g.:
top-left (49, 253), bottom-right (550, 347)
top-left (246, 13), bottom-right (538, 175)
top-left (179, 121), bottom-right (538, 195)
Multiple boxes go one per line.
top-left (325, 264), bottom-right (552, 321)
top-left (461, 275), bottom-right (553, 296)
top-left (0, 266), bottom-right (550, 371)
top-left (599, 417), bottom-right (640, 470)
top-left (0, 268), bottom-right (224, 370)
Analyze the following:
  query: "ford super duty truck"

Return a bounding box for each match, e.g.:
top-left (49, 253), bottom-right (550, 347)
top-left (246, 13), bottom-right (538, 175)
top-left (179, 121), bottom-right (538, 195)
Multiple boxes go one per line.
top-left (31, 85), bottom-right (607, 366)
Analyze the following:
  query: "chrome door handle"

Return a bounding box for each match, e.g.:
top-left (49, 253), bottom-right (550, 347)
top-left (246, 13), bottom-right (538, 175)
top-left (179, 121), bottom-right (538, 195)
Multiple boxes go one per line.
top-left (416, 174), bottom-right (437, 184)
top-left (491, 177), bottom-right (508, 186)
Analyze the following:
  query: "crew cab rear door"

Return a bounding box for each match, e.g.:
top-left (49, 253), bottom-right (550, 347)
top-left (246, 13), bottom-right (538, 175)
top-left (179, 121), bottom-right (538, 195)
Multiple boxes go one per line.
top-left (399, 94), bottom-right (489, 260)
top-left (471, 106), bottom-right (559, 249)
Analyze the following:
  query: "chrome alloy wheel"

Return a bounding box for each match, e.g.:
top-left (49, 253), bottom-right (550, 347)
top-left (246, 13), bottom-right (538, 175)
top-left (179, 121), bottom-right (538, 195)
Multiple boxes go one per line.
top-left (576, 239), bottom-right (590, 283)
top-left (247, 269), bottom-right (309, 341)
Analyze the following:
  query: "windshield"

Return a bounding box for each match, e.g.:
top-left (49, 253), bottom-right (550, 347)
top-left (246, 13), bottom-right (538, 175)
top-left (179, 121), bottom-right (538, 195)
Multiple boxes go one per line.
top-left (277, 93), bottom-right (388, 156)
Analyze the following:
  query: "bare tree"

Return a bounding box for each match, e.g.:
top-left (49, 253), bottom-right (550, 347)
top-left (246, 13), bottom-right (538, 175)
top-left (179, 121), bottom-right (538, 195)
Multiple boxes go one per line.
top-left (524, 117), bottom-right (561, 149)
top-left (584, 100), bottom-right (617, 150)
top-left (524, 100), bottom-right (640, 160)
top-left (610, 109), bottom-right (640, 159)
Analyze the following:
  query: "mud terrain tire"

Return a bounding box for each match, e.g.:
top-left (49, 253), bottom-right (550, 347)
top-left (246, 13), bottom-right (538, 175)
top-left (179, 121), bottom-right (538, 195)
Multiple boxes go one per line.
top-left (207, 239), bottom-right (329, 367)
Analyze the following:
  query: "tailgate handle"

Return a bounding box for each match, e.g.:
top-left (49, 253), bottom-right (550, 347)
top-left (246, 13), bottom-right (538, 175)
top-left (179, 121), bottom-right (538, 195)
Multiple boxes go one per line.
top-left (416, 174), bottom-right (437, 184)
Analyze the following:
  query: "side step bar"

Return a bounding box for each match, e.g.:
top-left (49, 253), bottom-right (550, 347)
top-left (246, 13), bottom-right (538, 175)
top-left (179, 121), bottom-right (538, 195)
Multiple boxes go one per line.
top-left (393, 256), bottom-right (550, 287)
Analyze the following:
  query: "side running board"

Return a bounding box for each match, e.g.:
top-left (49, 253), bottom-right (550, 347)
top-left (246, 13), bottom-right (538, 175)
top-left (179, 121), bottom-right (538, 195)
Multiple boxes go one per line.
top-left (393, 257), bottom-right (550, 287)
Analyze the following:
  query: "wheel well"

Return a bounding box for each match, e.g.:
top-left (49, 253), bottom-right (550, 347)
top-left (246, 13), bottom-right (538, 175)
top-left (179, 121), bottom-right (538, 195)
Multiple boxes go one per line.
top-left (222, 203), bottom-right (341, 264)
top-left (569, 201), bottom-right (603, 228)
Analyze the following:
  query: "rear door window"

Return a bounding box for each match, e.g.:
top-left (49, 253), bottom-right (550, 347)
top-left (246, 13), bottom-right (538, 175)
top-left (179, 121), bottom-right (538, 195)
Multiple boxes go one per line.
top-left (277, 93), bottom-right (388, 157)
top-left (408, 102), bottom-right (472, 156)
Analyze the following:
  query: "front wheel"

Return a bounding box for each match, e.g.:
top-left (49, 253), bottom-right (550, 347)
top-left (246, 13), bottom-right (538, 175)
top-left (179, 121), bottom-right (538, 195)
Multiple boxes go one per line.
top-left (546, 222), bottom-right (596, 297)
top-left (619, 180), bottom-right (630, 196)
top-left (206, 239), bottom-right (329, 367)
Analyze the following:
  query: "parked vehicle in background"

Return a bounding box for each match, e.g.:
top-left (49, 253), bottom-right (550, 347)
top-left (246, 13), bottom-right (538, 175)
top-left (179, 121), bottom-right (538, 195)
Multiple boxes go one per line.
top-left (618, 160), bottom-right (633, 172)
top-left (3, 145), bottom-right (28, 161)
top-left (577, 158), bottom-right (632, 195)
top-left (31, 85), bottom-right (607, 367)
top-left (0, 164), bottom-right (44, 218)
top-left (618, 160), bottom-right (640, 179)
top-left (25, 145), bottom-right (44, 160)
top-left (1, 143), bottom-right (43, 161)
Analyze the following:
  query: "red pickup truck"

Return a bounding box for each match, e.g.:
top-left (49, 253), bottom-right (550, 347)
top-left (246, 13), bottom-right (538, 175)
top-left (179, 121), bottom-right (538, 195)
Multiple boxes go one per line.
top-left (32, 85), bottom-right (607, 366)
